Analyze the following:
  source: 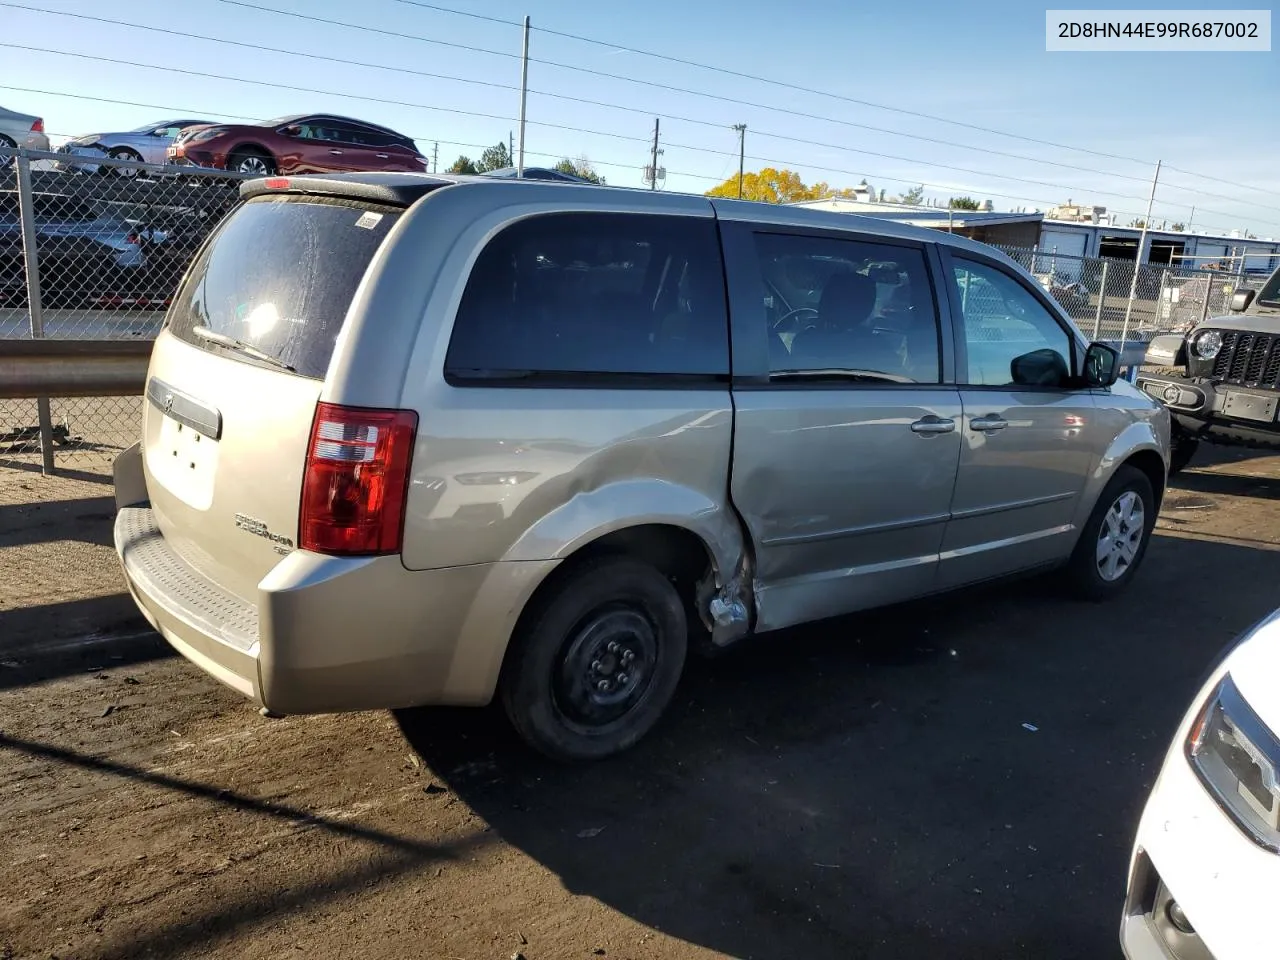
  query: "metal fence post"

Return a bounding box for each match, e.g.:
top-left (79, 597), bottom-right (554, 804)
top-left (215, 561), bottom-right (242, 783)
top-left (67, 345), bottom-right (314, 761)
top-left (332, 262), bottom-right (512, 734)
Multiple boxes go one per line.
top-left (1198, 272), bottom-right (1214, 326)
top-left (15, 151), bottom-right (56, 475)
top-left (1093, 260), bottom-right (1109, 339)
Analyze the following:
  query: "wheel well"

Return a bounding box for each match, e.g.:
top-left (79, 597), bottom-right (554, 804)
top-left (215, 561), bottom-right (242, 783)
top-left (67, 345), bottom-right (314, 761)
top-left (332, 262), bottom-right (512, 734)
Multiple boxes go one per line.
top-left (1123, 449), bottom-right (1167, 508)
top-left (228, 142), bottom-right (271, 159)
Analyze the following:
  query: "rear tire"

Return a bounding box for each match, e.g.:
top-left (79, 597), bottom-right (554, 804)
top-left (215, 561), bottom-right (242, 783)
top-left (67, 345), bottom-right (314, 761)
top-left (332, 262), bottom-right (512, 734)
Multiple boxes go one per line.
top-left (1066, 466), bottom-right (1156, 601)
top-left (0, 135), bottom-right (15, 170)
top-left (499, 556), bottom-right (687, 762)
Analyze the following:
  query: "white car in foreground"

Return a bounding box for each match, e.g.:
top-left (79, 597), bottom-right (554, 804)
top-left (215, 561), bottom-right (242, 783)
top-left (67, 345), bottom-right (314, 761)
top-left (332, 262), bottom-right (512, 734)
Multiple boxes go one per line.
top-left (1121, 606), bottom-right (1280, 960)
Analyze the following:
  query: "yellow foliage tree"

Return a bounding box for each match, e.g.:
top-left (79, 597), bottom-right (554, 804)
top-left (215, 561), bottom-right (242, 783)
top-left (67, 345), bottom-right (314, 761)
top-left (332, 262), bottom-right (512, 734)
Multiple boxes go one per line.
top-left (706, 167), bottom-right (827, 204)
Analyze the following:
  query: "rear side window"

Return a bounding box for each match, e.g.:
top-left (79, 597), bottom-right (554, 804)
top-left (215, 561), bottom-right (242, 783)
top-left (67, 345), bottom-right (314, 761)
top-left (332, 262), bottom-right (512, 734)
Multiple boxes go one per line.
top-left (445, 212), bottom-right (730, 382)
top-left (167, 196), bottom-right (399, 379)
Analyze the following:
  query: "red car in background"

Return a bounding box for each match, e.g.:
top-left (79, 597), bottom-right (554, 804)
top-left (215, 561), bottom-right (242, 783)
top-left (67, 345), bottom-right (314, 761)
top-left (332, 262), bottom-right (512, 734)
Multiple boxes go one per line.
top-left (167, 113), bottom-right (429, 176)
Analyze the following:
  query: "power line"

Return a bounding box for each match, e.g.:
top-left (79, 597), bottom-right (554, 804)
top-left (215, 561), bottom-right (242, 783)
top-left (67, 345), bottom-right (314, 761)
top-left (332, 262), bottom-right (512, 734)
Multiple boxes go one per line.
top-left (12, 36), bottom-right (1273, 234)
top-left (381, 0), bottom-right (1280, 204)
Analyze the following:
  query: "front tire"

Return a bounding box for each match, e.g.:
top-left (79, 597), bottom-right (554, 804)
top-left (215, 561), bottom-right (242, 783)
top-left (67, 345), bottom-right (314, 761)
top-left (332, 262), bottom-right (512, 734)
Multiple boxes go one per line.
top-left (1066, 466), bottom-right (1156, 601)
top-left (228, 150), bottom-right (276, 176)
top-left (1168, 425), bottom-right (1200, 476)
top-left (499, 556), bottom-right (688, 762)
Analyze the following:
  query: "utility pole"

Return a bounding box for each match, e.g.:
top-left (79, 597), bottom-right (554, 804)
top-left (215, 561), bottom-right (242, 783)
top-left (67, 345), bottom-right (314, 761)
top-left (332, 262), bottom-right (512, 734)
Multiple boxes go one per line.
top-left (732, 123), bottom-right (747, 200)
top-left (649, 118), bottom-right (660, 191)
top-left (516, 16), bottom-right (530, 177)
top-left (1120, 159), bottom-right (1161, 351)
top-left (431, 141), bottom-right (438, 174)
top-left (509, 130), bottom-right (514, 166)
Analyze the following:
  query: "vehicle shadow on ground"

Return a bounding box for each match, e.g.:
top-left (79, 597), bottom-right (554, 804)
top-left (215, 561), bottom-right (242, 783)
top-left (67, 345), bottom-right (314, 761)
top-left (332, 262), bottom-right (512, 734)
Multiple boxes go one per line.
top-left (1173, 464), bottom-right (1280, 502)
top-left (399, 533), bottom-right (1278, 960)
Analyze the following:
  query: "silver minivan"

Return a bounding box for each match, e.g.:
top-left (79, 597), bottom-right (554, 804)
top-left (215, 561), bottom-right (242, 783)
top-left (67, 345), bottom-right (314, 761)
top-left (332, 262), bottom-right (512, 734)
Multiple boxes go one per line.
top-left (113, 173), bottom-right (1171, 760)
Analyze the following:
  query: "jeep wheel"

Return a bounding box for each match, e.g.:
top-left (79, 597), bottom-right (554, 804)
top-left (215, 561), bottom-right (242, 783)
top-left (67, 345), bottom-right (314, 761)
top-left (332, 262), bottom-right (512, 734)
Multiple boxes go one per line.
top-left (1066, 466), bottom-right (1156, 601)
top-left (1168, 425), bottom-right (1199, 476)
top-left (499, 556), bottom-right (687, 762)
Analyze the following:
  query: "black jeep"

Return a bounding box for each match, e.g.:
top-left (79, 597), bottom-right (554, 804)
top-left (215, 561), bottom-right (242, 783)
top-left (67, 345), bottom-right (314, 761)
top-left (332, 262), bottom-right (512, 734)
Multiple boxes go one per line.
top-left (1137, 266), bottom-right (1280, 473)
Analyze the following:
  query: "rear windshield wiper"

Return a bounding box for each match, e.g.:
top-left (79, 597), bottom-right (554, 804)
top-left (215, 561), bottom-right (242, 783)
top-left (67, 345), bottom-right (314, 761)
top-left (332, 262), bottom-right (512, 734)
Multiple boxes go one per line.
top-left (191, 325), bottom-right (296, 372)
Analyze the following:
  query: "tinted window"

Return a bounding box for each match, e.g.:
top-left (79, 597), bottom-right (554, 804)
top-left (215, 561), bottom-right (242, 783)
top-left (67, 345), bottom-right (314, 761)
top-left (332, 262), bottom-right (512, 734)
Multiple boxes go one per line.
top-left (167, 196), bottom-right (399, 379)
top-left (951, 258), bottom-right (1073, 387)
top-left (446, 213), bottom-right (729, 380)
top-left (751, 232), bottom-right (940, 384)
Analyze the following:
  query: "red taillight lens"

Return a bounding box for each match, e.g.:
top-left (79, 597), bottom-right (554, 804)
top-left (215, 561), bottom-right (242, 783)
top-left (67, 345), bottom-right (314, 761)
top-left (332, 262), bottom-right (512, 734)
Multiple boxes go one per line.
top-left (31, 118), bottom-right (44, 133)
top-left (299, 403), bottom-right (418, 556)
top-left (264, 177), bottom-right (291, 189)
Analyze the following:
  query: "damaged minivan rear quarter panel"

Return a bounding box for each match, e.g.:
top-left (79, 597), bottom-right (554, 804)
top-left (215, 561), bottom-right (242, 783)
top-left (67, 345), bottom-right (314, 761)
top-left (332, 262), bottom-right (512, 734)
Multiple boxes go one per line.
top-left (389, 183), bottom-right (743, 577)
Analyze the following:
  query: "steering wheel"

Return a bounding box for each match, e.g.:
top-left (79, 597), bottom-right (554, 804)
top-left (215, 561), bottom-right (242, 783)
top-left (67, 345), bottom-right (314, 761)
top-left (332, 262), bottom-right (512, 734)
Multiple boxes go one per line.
top-left (772, 306), bottom-right (819, 332)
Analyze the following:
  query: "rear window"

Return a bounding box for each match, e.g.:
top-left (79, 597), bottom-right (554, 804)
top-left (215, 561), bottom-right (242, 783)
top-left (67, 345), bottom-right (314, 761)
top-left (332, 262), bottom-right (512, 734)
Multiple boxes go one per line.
top-left (167, 196), bottom-right (400, 379)
top-left (445, 212), bottom-right (729, 383)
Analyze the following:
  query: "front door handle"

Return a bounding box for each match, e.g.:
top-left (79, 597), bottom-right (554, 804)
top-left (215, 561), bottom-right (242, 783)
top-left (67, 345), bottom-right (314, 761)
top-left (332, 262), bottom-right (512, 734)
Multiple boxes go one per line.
top-left (910, 416), bottom-right (956, 435)
top-left (970, 415), bottom-right (1009, 433)
top-left (328, 149), bottom-right (344, 155)
top-left (376, 153), bottom-right (390, 159)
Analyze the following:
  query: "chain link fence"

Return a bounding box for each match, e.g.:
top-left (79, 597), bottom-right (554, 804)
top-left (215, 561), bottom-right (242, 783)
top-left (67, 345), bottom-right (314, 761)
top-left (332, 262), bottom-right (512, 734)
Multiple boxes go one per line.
top-left (996, 245), bottom-right (1272, 342)
top-left (1, 143), bottom-right (1276, 475)
top-left (2, 146), bottom-right (244, 475)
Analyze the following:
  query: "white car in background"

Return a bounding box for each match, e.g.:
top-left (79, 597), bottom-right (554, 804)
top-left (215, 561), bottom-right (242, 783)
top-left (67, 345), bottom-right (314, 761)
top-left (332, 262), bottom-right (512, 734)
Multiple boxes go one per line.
top-left (0, 104), bottom-right (49, 167)
top-left (1121, 606), bottom-right (1280, 960)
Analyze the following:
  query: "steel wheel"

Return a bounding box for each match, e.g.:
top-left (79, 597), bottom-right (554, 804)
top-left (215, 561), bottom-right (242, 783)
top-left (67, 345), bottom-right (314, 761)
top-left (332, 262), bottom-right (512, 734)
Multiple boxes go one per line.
top-left (553, 604), bottom-right (658, 731)
top-left (1095, 490), bottom-right (1145, 582)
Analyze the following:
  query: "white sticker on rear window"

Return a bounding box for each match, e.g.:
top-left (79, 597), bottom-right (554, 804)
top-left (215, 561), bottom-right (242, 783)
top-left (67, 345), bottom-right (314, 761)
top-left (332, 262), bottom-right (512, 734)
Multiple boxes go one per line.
top-left (354, 211), bottom-right (383, 230)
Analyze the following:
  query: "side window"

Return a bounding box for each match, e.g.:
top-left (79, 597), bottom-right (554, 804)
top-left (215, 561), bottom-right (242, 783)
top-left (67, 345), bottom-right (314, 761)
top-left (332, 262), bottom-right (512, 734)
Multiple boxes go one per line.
top-left (445, 213), bottom-right (729, 380)
top-left (751, 232), bottom-right (941, 384)
top-left (951, 258), bottom-right (1074, 388)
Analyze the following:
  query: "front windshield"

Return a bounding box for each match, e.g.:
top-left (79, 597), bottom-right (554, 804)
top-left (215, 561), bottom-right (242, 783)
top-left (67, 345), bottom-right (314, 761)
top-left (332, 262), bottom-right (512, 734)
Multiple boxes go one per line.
top-left (1256, 269), bottom-right (1280, 307)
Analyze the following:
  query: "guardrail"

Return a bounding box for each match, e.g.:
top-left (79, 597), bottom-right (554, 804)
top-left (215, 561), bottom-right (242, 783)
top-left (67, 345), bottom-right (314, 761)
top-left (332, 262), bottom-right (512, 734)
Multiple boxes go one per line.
top-left (0, 339), bottom-right (151, 399)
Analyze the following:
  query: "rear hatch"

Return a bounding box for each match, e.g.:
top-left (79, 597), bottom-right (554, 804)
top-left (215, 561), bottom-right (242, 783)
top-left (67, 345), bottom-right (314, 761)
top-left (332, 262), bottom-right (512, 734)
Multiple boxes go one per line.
top-left (143, 192), bottom-right (402, 601)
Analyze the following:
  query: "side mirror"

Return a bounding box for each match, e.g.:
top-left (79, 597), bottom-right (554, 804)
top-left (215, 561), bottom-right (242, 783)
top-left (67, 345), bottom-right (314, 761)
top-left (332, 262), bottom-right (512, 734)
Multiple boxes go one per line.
top-left (1143, 333), bottom-right (1187, 368)
top-left (1230, 289), bottom-right (1255, 312)
top-left (1011, 348), bottom-right (1070, 387)
top-left (1083, 341), bottom-right (1120, 387)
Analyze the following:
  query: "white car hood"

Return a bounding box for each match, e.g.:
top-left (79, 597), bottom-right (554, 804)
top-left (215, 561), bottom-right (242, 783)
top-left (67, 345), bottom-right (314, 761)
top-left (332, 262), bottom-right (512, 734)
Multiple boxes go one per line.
top-left (1224, 608), bottom-right (1280, 735)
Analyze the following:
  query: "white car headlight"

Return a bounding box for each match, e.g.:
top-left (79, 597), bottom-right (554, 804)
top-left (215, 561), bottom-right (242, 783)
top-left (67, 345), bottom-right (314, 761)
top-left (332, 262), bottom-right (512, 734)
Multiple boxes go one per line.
top-left (1187, 673), bottom-right (1280, 851)
top-left (1191, 329), bottom-right (1223, 360)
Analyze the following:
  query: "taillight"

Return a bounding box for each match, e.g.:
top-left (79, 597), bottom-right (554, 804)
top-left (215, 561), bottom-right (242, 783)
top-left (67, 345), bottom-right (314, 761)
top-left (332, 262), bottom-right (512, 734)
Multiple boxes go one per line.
top-left (31, 118), bottom-right (44, 133)
top-left (299, 403), bottom-right (418, 556)
top-left (264, 177), bottom-right (291, 189)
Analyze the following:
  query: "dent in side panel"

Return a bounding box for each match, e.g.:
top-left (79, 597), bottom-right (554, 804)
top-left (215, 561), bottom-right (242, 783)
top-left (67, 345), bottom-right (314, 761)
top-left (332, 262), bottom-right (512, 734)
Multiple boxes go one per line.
top-left (400, 388), bottom-right (740, 572)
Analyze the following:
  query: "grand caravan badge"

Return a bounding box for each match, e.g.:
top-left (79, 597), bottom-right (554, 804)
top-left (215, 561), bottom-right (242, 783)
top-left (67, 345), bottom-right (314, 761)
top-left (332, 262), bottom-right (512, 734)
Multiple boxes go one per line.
top-left (234, 513), bottom-right (294, 555)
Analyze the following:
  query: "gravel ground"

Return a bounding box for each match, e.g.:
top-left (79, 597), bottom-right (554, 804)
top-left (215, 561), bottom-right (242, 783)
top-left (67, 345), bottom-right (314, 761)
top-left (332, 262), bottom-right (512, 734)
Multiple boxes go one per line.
top-left (1, 447), bottom-right (1279, 960)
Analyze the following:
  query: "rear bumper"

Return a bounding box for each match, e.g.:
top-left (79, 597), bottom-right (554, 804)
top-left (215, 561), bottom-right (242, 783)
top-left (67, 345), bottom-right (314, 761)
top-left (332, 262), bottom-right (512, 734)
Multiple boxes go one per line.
top-left (113, 503), bottom-right (557, 714)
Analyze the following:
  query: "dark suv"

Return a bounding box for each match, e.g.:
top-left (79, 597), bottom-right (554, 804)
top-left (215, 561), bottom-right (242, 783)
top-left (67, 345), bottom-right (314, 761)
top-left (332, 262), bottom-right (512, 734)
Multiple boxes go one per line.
top-left (1138, 266), bottom-right (1280, 472)
top-left (167, 114), bottom-right (429, 176)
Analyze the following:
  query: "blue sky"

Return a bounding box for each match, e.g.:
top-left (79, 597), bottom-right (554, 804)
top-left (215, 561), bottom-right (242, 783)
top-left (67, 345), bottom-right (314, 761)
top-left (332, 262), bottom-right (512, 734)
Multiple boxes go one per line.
top-left (3, 0), bottom-right (1277, 237)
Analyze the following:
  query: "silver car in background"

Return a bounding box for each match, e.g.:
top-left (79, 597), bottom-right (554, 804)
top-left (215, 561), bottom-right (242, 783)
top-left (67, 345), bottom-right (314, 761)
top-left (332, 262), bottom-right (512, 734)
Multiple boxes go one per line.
top-left (56, 119), bottom-right (214, 177)
top-left (0, 104), bottom-right (49, 167)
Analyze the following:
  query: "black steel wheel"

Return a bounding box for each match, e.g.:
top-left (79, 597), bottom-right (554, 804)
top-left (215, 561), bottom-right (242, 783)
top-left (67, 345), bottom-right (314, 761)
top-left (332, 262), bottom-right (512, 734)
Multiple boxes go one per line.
top-left (500, 556), bottom-right (687, 762)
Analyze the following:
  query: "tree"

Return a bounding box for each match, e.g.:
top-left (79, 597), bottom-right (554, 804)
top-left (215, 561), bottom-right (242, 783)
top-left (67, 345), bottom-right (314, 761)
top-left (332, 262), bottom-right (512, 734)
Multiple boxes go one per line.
top-left (900, 185), bottom-right (925, 205)
top-left (477, 142), bottom-right (511, 173)
top-left (706, 167), bottom-right (824, 204)
top-left (447, 155), bottom-right (478, 175)
top-left (948, 196), bottom-right (981, 210)
top-left (554, 156), bottom-right (606, 184)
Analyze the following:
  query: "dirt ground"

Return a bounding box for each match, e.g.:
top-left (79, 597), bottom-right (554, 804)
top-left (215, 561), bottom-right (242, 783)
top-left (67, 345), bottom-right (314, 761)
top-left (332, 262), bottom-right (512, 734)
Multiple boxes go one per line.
top-left (2, 447), bottom-right (1279, 960)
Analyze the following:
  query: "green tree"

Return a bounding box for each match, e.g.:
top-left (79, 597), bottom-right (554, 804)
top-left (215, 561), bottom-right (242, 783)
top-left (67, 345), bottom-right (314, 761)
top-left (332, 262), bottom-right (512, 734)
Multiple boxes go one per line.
top-left (948, 196), bottom-right (981, 210)
top-left (477, 142), bottom-right (511, 172)
top-left (447, 155), bottom-right (478, 175)
top-left (553, 156), bottom-right (606, 184)
top-left (900, 185), bottom-right (925, 205)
